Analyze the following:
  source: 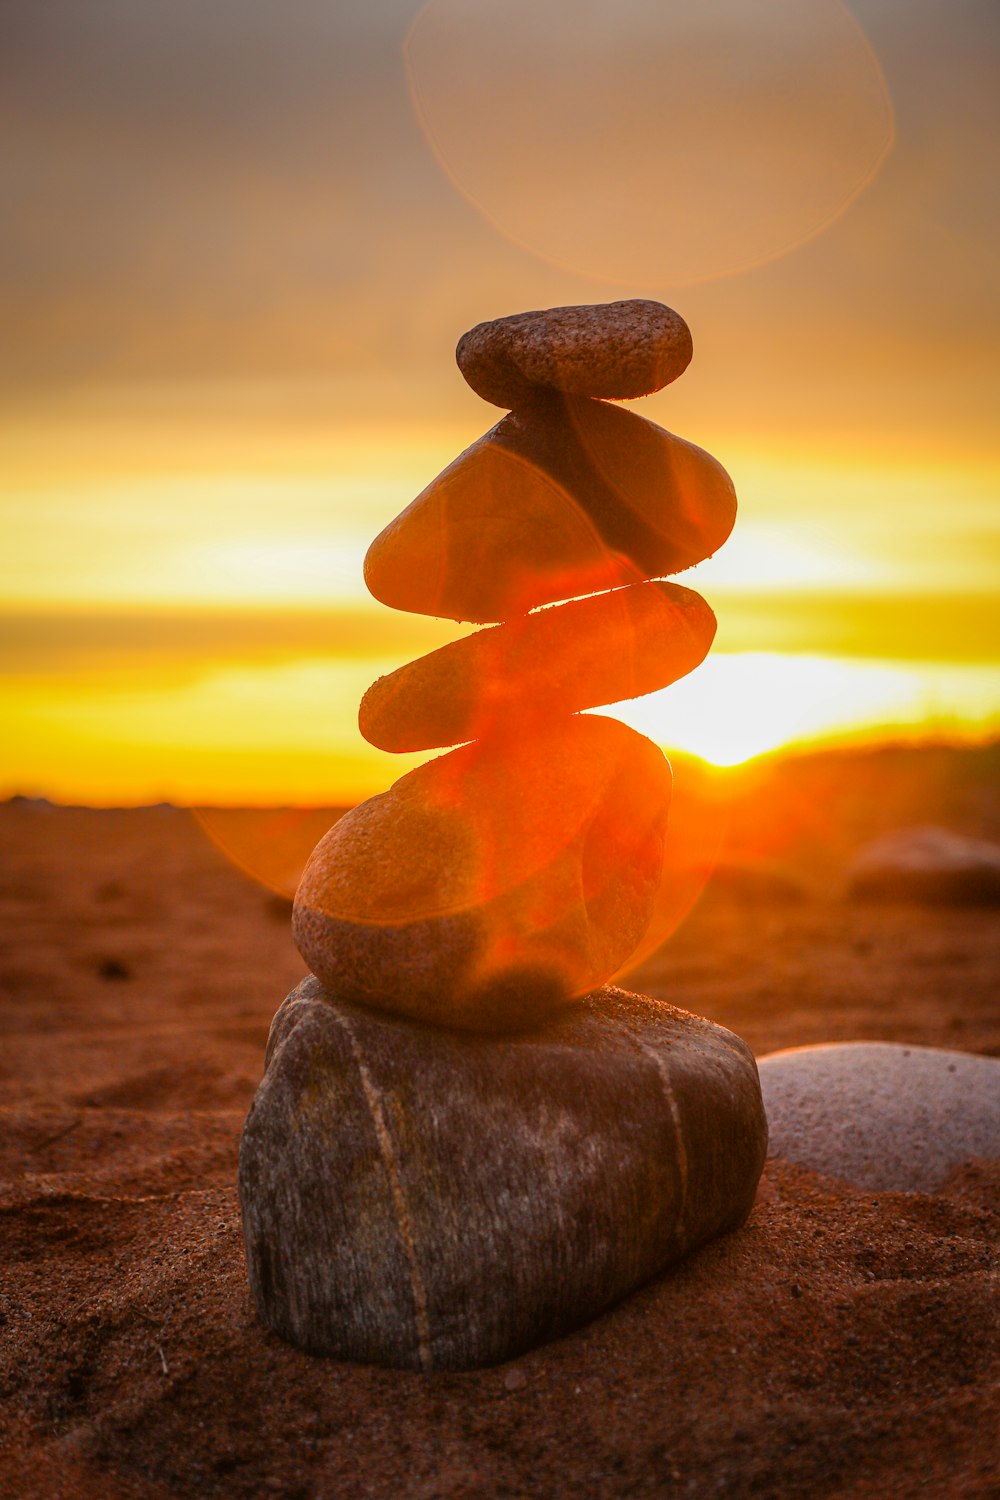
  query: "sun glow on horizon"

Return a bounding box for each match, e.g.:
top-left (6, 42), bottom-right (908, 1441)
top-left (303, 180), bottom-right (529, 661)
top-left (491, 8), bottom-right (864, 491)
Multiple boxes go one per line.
top-left (613, 653), bottom-right (1000, 767)
top-left (3, 377), bottom-right (999, 808)
top-left (2, 640), bottom-right (997, 806)
top-left (1, 0), bottom-right (996, 810)
top-left (3, 426), bottom-right (999, 806)
top-left (5, 435), bottom-right (998, 612)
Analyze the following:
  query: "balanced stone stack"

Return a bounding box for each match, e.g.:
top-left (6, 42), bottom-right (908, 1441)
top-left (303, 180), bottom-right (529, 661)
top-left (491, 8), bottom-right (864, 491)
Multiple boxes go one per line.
top-left (239, 301), bottom-right (768, 1371)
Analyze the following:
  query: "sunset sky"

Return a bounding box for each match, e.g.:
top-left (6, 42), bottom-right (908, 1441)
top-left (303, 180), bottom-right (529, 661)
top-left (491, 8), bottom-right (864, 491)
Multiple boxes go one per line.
top-left (2, 0), bottom-right (998, 804)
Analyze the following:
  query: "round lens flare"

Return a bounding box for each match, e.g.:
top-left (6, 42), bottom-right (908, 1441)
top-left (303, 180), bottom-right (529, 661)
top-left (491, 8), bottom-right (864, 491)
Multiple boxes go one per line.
top-left (618, 753), bottom-right (730, 978)
top-left (191, 806), bottom-right (348, 901)
top-left (404, 0), bottom-right (895, 284)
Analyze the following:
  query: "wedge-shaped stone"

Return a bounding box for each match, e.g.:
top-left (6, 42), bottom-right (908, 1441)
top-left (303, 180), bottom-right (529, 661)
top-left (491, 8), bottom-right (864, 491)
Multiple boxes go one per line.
top-left (293, 715), bottom-right (670, 1032)
top-left (359, 580), bottom-right (716, 753)
top-left (456, 299), bottom-right (692, 409)
top-left (238, 978), bottom-right (768, 1370)
top-left (364, 395), bottom-right (736, 622)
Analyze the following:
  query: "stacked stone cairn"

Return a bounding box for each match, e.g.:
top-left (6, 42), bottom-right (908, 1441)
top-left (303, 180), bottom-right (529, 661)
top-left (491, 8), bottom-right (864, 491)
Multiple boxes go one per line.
top-left (238, 301), bottom-right (768, 1371)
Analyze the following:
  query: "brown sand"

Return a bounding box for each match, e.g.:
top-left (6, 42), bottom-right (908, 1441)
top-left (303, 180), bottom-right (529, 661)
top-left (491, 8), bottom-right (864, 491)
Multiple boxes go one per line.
top-left (1, 743), bottom-right (998, 1499)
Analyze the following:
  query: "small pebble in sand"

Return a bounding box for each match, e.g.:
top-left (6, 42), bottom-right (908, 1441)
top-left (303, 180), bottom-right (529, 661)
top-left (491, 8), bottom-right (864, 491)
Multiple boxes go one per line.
top-left (97, 957), bottom-right (131, 981)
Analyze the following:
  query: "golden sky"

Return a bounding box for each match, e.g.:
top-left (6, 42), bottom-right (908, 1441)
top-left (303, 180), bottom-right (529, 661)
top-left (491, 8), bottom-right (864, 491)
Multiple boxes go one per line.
top-left (1, 0), bottom-right (998, 802)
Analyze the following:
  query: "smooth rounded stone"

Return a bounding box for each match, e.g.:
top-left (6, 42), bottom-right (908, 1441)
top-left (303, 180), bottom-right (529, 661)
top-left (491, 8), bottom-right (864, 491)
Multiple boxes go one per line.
top-left (238, 977), bottom-right (768, 1371)
top-left (759, 1042), bottom-right (1000, 1193)
top-left (364, 394), bottom-right (736, 622)
top-left (456, 300), bottom-right (693, 409)
top-left (846, 826), bottom-right (1000, 904)
top-left (358, 580), bottom-right (715, 753)
top-left (293, 715), bottom-right (671, 1032)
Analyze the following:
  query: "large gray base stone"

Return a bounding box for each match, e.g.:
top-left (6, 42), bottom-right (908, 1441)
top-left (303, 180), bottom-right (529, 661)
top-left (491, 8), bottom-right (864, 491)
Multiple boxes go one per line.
top-left (238, 977), bottom-right (767, 1371)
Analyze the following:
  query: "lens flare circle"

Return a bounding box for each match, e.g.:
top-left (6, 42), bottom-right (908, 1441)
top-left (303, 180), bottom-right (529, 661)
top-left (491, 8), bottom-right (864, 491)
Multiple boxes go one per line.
top-left (405, 0), bottom-right (895, 284)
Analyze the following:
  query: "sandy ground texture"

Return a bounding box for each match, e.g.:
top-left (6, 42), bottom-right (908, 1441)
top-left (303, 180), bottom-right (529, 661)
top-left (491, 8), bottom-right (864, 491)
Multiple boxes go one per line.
top-left (1, 741), bottom-right (998, 1499)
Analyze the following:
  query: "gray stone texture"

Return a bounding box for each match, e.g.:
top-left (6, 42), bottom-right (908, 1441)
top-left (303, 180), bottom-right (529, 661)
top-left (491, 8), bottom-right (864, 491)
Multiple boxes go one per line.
top-left (456, 300), bottom-right (693, 409)
top-left (363, 394), bottom-right (736, 622)
top-left (238, 978), bottom-right (768, 1370)
top-left (759, 1041), bottom-right (1000, 1192)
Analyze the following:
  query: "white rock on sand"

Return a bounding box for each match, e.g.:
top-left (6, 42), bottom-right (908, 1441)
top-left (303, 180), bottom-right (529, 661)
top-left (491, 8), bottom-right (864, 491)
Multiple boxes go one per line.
top-left (758, 1041), bottom-right (1000, 1192)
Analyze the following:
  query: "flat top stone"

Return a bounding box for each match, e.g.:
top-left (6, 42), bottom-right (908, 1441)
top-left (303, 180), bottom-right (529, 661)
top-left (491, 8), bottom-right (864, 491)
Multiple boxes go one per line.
top-left (758, 1041), bottom-right (1000, 1193)
top-left (456, 301), bottom-right (693, 409)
